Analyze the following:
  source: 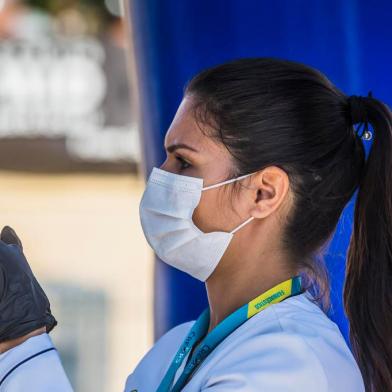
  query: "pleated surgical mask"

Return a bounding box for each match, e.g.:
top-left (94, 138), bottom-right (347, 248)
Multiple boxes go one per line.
top-left (139, 167), bottom-right (257, 281)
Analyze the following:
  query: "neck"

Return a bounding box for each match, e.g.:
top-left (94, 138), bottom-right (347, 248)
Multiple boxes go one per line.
top-left (205, 251), bottom-right (296, 334)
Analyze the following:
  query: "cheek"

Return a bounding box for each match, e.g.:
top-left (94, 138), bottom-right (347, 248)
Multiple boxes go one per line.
top-left (192, 189), bottom-right (232, 233)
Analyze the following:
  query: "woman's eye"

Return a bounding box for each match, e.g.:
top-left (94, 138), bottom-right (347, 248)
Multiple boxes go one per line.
top-left (175, 156), bottom-right (191, 170)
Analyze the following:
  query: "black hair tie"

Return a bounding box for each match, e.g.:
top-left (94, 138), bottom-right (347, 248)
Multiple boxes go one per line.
top-left (347, 91), bottom-right (373, 140)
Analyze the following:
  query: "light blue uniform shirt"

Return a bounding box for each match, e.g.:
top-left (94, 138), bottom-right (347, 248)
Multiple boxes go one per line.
top-left (0, 333), bottom-right (73, 391)
top-left (124, 290), bottom-right (365, 391)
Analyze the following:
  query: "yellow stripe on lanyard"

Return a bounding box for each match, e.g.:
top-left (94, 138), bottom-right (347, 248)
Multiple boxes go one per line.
top-left (247, 278), bottom-right (293, 318)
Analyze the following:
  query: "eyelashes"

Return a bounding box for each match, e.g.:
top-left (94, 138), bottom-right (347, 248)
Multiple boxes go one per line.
top-left (175, 155), bottom-right (191, 170)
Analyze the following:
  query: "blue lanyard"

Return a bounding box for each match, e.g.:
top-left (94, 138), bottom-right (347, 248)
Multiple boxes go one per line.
top-left (156, 275), bottom-right (303, 392)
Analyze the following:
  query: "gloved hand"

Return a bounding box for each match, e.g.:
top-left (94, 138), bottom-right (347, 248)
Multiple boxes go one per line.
top-left (0, 226), bottom-right (57, 342)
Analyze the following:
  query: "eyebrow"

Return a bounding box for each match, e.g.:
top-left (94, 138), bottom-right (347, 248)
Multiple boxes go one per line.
top-left (166, 143), bottom-right (199, 153)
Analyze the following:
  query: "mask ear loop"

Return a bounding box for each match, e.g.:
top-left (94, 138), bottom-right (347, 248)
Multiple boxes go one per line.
top-left (201, 171), bottom-right (258, 233)
top-left (230, 216), bottom-right (255, 234)
top-left (202, 172), bottom-right (257, 191)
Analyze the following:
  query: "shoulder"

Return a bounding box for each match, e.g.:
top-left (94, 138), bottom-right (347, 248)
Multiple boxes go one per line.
top-left (0, 334), bottom-right (73, 391)
top-left (201, 292), bottom-right (365, 392)
top-left (201, 325), bottom-right (330, 391)
top-left (272, 291), bottom-right (364, 387)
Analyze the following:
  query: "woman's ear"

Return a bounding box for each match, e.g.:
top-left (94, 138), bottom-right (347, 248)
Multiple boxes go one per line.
top-left (250, 166), bottom-right (290, 219)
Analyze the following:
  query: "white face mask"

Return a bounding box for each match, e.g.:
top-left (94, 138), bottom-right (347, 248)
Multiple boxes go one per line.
top-left (139, 167), bottom-right (256, 281)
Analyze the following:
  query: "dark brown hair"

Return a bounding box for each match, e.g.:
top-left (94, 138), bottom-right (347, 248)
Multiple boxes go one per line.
top-left (184, 57), bottom-right (392, 391)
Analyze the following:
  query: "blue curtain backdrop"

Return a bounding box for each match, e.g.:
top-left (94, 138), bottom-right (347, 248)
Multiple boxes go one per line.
top-left (127, 0), bottom-right (392, 346)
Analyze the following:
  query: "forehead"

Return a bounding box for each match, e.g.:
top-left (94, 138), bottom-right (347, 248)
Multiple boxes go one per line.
top-left (164, 96), bottom-right (205, 149)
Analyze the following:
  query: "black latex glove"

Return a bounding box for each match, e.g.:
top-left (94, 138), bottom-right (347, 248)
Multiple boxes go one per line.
top-left (0, 226), bottom-right (57, 343)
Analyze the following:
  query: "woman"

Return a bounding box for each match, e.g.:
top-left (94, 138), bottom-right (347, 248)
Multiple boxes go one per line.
top-left (0, 57), bottom-right (391, 391)
top-left (127, 57), bottom-right (392, 391)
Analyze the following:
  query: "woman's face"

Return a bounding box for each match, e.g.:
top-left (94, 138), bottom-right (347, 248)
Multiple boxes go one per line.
top-left (160, 95), bottom-right (252, 235)
top-left (160, 95), bottom-right (291, 276)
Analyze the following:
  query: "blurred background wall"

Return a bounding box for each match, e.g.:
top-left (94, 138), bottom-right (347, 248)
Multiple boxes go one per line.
top-left (0, 1), bottom-right (153, 391)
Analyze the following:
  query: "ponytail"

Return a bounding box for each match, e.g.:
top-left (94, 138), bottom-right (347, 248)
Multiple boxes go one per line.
top-left (344, 93), bottom-right (392, 391)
